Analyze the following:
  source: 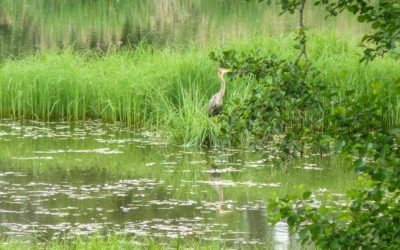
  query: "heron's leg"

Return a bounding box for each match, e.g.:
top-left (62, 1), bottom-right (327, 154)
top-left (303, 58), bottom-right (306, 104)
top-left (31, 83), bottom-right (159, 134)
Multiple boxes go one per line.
top-left (212, 116), bottom-right (220, 123)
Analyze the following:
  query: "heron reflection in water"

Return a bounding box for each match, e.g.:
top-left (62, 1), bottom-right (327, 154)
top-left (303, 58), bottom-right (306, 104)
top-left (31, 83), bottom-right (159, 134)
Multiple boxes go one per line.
top-left (208, 164), bottom-right (232, 215)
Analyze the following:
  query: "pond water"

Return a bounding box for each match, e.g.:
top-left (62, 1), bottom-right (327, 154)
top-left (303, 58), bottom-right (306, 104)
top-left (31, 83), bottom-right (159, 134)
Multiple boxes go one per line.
top-left (0, 0), bottom-right (365, 59)
top-left (0, 1), bottom-right (359, 247)
top-left (0, 120), bottom-right (353, 248)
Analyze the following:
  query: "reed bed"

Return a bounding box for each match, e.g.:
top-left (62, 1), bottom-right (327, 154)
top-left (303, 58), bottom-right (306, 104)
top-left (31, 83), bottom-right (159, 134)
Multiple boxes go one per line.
top-left (0, 33), bottom-right (399, 146)
top-left (0, 234), bottom-right (284, 250)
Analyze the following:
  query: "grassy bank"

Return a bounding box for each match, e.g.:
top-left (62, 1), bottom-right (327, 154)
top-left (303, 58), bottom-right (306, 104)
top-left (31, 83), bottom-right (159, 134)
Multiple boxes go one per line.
top-left (1, 235), bottom-right (298, 250)
top-left (1, 33), bottom-right (399, 146)
top-left (0, 236), bottom-right (244, 250)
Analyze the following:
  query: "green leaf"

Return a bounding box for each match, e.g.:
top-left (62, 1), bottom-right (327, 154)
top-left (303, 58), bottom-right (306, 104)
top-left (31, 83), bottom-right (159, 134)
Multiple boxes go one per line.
top-left (347, 5), bottom-right (358, 14)
top-left (357, 15), bottom-right (368, 23)
top-left (287, 215), bottom-right (297, 227)
top-left (329, 239), bottom-right (340, 250)
top-left (372, 21), bottom-right (381, 30)
top-left (302, 191), bottom-right (312, 199)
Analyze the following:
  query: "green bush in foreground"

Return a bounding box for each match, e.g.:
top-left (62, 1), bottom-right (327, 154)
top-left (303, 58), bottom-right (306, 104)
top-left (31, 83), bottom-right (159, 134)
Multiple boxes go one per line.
top-left (222, 1), bottom-right (400, 248)
top-left (268, 90), bottom-right (400, 249)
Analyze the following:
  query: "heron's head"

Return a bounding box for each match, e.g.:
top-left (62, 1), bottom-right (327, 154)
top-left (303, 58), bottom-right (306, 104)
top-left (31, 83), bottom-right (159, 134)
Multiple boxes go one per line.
top-left (218, 67), bottom-right (232, 77)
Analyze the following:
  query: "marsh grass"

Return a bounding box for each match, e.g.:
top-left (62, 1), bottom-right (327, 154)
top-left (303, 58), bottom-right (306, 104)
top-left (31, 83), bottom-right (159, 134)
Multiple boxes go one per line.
top-left (0, 235), bottom-right (232, 250)
top-left (1, 33), bottom-right (399, 146)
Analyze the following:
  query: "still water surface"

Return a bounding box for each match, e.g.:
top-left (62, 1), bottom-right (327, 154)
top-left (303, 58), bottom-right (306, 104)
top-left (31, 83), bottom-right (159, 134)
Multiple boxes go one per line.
top-left (0, 120), bottom-right (353, 247)
top-left (0, 0), bottom-right (360, 248)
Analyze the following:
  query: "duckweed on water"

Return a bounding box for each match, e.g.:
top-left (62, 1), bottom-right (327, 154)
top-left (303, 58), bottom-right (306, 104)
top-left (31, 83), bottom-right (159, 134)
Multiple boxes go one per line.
top-left (0, 120), bottom-right (352, 248)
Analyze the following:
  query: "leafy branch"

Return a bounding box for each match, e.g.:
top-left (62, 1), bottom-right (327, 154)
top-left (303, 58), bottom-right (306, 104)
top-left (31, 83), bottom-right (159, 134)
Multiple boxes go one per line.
top-left (255, 0), bottom-right (400, 62)
top-left (315, 0), bottom-right (400, 62)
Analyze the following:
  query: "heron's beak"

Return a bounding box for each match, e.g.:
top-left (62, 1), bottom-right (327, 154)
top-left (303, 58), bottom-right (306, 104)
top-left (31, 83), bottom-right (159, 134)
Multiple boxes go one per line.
top-left (226, 69), bottom-right (237, 79)
top-left (218, 68), bottom-right (235, 79)
top-left (218, 67), bottom-right (232, 73)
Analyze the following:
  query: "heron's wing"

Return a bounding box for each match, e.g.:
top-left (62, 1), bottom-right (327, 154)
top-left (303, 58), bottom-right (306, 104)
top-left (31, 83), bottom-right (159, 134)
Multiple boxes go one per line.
top-left (207, 94), bottom-right (217, 111)
top-left (207, 94), bottom-right (223, 116)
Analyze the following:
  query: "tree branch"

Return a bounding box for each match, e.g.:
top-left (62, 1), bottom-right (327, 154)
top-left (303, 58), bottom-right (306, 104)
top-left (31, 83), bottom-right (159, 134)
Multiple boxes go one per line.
top-left (295, 0), bottom-right (308, 63)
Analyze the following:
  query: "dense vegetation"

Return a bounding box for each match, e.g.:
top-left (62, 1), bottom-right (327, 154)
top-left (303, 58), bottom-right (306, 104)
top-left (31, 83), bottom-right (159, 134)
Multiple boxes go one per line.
top-left (0, 35), bottom-right (399, 146)
top-left (0, 235), bottom-right (238, 250)
top-left (217, 0), bottom-right (400, 249)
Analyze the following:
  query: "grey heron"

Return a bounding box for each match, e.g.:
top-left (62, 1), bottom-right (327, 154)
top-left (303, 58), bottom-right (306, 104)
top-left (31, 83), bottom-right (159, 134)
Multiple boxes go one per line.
top-left (207, 68), bottom-right (232, 117)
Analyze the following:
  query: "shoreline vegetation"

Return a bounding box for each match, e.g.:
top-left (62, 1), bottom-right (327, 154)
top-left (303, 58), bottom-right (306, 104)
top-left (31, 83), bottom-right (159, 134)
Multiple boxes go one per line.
top-left (1, 235), bottom-right (295, 250)
top-left (1, 33), bottom-right (399, 146)
top-left (1, 237), bottom-right (225, 250)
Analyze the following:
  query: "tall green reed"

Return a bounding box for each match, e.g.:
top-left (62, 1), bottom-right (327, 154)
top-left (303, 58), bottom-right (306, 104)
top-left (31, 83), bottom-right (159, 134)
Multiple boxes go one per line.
top-left (0, 34), bottom-right (399, 146)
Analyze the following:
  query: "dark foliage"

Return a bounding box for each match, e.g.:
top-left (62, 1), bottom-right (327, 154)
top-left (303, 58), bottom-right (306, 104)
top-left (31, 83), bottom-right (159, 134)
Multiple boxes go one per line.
top-left (212, 0), bottom-right (400, 248)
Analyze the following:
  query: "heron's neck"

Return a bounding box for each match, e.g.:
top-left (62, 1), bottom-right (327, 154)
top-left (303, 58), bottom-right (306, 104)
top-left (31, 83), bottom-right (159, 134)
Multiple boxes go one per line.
top-left (218, 73), bottom-right (226, 97)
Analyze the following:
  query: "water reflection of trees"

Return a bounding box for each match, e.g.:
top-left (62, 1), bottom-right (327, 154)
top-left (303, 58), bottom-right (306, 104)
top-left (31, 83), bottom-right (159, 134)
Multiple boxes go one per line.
top-left (0, 0), bottom-right (365, 59)
top-left (204, 152), bottom-right (305, 248)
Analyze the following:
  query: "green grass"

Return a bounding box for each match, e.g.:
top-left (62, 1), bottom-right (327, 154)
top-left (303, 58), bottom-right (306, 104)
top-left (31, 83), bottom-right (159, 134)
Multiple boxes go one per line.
top-left (0, 233), bottom-right (307, 250)
top-left (0, 33), bottom-right (399, 146)
top-left (0, 235), bottom-right (247, 250)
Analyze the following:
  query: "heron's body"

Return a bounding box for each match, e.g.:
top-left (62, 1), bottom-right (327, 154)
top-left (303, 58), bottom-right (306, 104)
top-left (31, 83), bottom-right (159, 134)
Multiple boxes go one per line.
top-left (207, 92), bottom-right (223, 116)
top-left (207, 68), bottom-right (230, 117)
